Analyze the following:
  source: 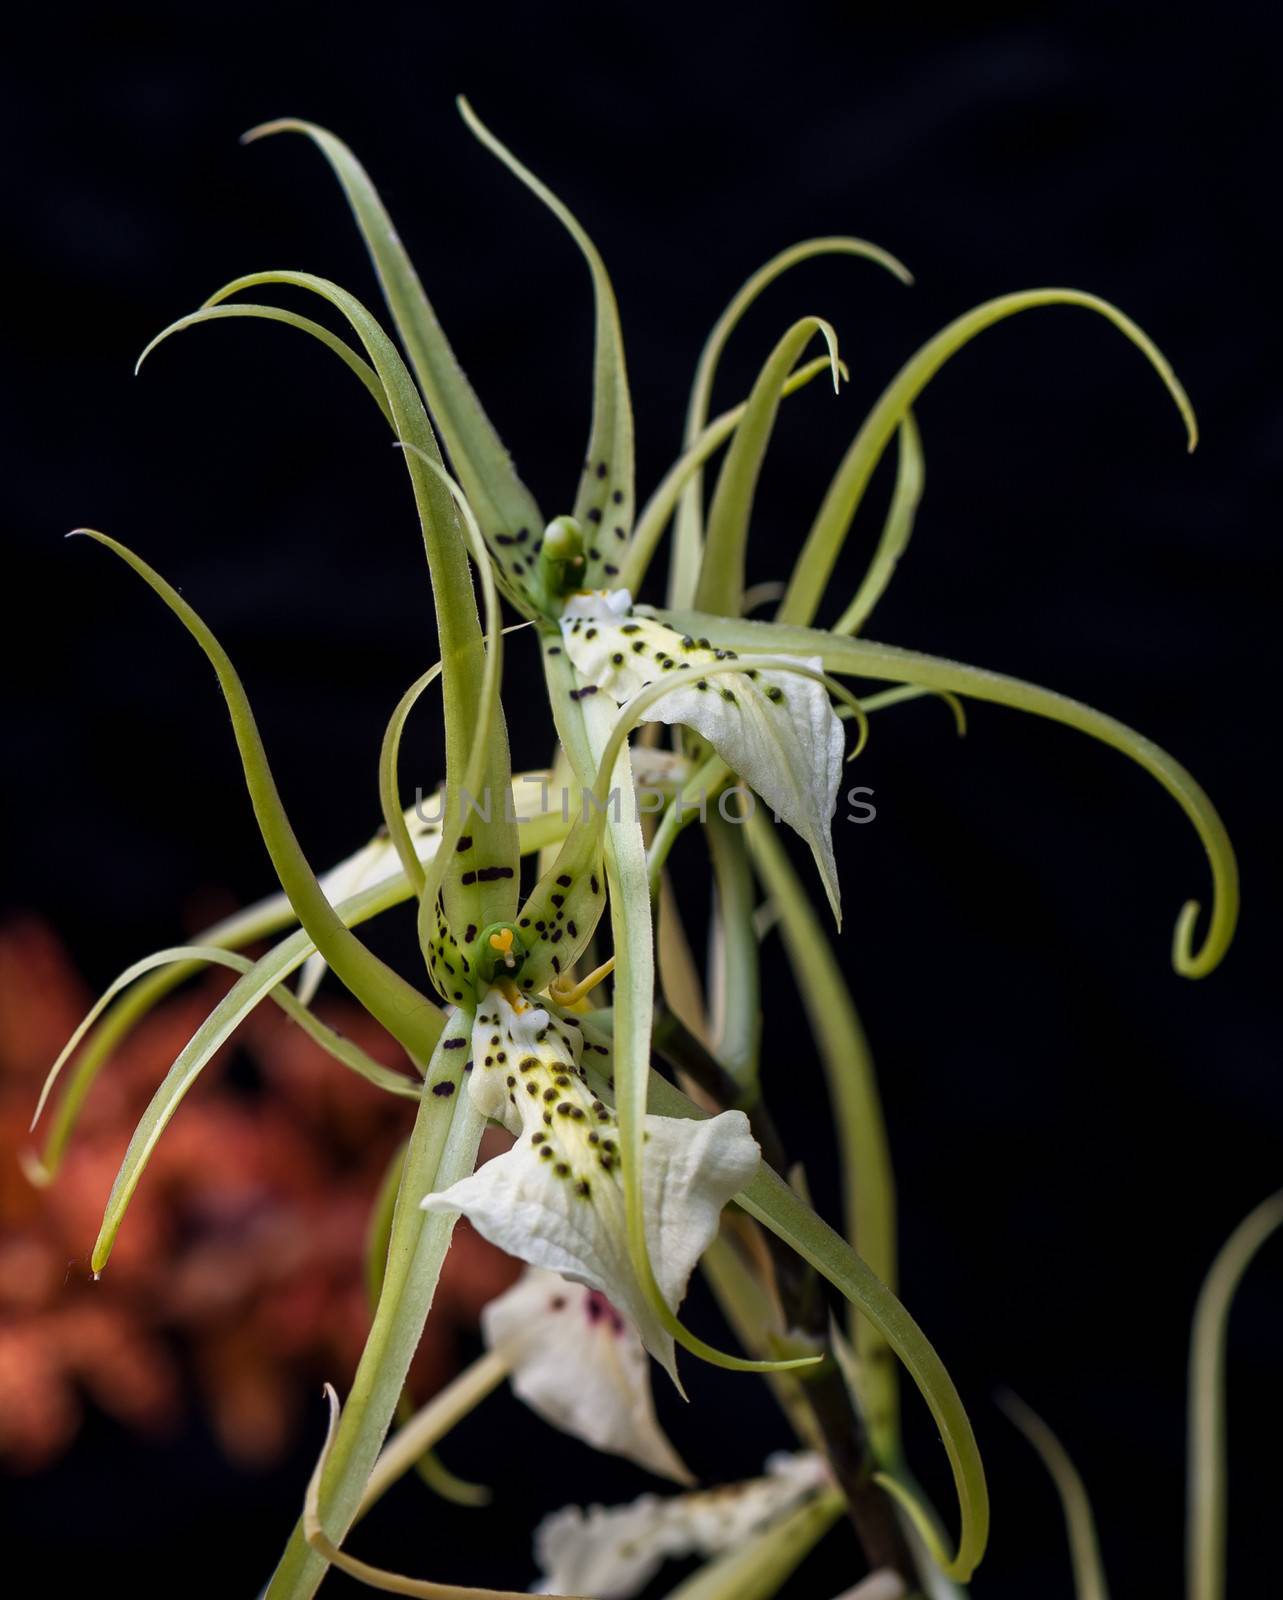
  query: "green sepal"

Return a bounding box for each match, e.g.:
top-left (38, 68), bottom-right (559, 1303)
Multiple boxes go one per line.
top-left (694, 315), bottom-right (841, 618)
top-left (457, 97), bottom-right (635, 597)
top-left (834, 408), bottom-right (925, 636)
top-left (393, 444), bottom-right (520, 989)
top-left (623, 353), bottom-right (842, 596)
top-left (266, 1014), bottom-right (486, 1600)
top-left (137, 302), bottom-right (394, 426)
top-left (363, 1142), bottom-right (494, 1512)
top-left (85, 920), bottom-right (386, 1272)
top-left (195, 272), bottom-right (517, 945)
top-left (671, 234), bottom-right (911, 610)
top-left (74, 530), bottom-right (447, 1064)
top-left (656, 607), bottom-right (1237, 978)
top-left (244, 118), bottom-right (545, 564)
top-left (779, 288), bottom-right (1198, 628)
top-left (32, 781), bottom-right (570, 1186)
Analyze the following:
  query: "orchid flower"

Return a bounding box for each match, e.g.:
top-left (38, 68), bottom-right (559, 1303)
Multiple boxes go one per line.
top-left (424, 988), bottom-right (760, 1385)
top-left (39, 84), bottom-right (1245, 1600)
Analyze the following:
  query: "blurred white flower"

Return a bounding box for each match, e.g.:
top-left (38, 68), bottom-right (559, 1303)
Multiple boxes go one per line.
top-left (534, 1451), bottom-right (831, 1598)
top-left (482, 1267), bottom-right (691, 1483)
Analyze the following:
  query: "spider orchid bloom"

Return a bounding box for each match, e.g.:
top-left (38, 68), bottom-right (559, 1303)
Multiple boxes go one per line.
top-left (533, 1451), bottom-right (832, 1598)
top-left (559, 587), bottom-right (846, 916)
top-left (84, 94), bottom-right (1239, 1598)
top-left (481, 1267), bottom-right (692, 1483)
top-left (423, 986), bottom-right (760, 1385)
top-left (229, 97), bottom-right (1234, 995)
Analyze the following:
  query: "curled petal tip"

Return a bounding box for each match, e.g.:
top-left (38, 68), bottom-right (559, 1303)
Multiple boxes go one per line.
top-left (18, 1149), bottom-right (52, 1188)
top-left (1172, 388), bottom-right (1198, 452)
top-left (1172, 877), bottom-right (1237, 979)
top-left (1173, 898), bottom-right (1214, 978)
top-left (240, 118), bottom-right (300, 146)
top-left (134, 334), bottom-right (164, 376)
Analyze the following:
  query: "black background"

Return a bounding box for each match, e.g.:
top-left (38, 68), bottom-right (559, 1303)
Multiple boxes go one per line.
top-left (3, 2), bottom-right (1280, 1595)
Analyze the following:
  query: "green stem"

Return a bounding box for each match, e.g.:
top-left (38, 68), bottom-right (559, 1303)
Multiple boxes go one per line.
top-left (706, 809), bottom-right (761, 1091)
top-left (264, 1020), bottom-right (484, 1600)
top-left (745, 808), bottom-right (899, 1458)
top-left (996, 1391), bottom-right (1108, 1600)
top-left (1187, 1191), bottom-right (1283, 1600)
top-left (652, 975), bottom-right (911, 1578)
top-left (646, 753), bottom-right (729, 898)
top-left (356, 1349), bottom-right (508, 1520)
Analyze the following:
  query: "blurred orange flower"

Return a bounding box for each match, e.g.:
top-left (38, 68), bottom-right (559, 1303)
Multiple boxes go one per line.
top-left (0, 915), bottom-right (518, 1472)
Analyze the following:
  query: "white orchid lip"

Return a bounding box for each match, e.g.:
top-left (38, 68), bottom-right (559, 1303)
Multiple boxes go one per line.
top-left (482, 1267), bottom-right (692, 1483)
top-left (422, 986), bottom-right (760, 1384)
top-left (559, 587), bottom-right (844, 917)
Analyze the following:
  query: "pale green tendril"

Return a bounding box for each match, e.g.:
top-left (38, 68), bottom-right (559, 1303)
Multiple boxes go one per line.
top-left (72, 531), bottom-right (447, 1066)
top-left (624, 353), bottom-right (844, 597)
top-left (671, 235), bottom-right (911, 609)
top-left (1187, 1191), bottom-right (1283, 1600)
top-left (655, 610), bottom-right (1236, 978)
top-left (779, 289), bottom-right (1197, 629)
top-left (996, 1391), bottom-right (1110, 1600)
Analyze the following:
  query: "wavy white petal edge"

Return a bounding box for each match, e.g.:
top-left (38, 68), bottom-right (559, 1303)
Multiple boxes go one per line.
top-left (422, 988), bottom-right (760, 1383)
top-left (559, 589), bottom-right (843, 916)
top-left (533, 1451), bottom-right (831, 1598)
